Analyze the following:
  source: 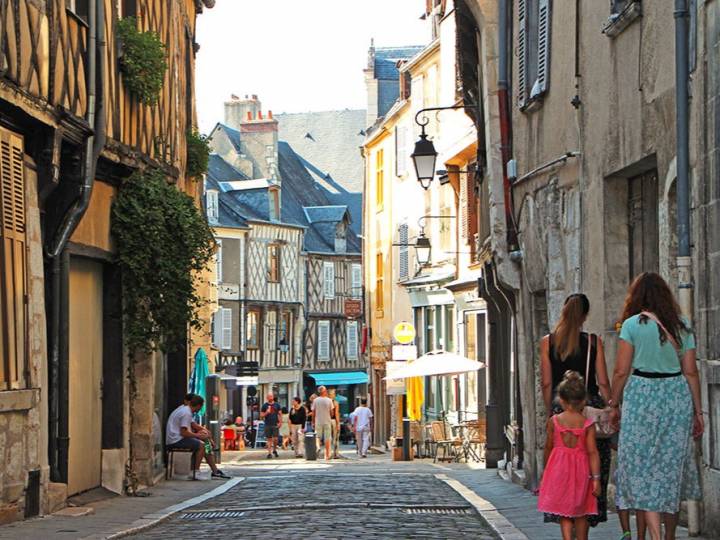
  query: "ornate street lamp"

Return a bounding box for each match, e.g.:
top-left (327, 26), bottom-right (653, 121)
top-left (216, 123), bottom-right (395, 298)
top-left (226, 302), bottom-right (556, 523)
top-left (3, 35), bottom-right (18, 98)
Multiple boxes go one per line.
top-left (414, 233), bottom-right (432, 266)
top-left (411, 103), bottom-right (479, 190)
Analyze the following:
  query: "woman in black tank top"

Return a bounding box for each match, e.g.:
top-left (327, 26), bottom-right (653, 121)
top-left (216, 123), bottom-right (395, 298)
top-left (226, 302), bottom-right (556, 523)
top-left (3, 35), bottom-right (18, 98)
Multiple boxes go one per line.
top-left (540, 293), bottom-right (612, 528)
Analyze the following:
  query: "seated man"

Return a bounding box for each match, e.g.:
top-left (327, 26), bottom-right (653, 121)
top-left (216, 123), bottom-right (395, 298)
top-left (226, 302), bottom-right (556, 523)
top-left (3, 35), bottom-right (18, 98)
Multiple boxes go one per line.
top-left (166, 394), bottom-right (230, 479)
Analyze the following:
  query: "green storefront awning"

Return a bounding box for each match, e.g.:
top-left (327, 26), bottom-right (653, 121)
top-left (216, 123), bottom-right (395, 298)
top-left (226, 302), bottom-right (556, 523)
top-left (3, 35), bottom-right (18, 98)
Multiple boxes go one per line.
top-left (309, 371), bottom-right (369, 386)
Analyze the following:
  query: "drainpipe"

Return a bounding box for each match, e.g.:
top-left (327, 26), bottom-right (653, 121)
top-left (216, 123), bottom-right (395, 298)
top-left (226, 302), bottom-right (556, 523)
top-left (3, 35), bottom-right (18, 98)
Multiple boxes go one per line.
top-left (674, 0), bottom-right (699, 535)
top-left (497, 0), bottom-right (518, 252)
top-left (47, 0), bottom-right (106, 482)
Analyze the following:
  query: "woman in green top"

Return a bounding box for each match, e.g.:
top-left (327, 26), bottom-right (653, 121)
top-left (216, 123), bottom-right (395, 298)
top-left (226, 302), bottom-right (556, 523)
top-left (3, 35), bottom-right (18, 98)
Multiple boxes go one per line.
top-left (609, 273), bottom-right (704, 540)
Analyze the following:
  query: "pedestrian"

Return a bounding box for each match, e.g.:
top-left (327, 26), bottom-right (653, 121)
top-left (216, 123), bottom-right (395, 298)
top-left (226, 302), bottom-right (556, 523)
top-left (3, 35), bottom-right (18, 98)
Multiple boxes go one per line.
top-left (166, 394), bottom-right (231, 479)
top-left (352, 398), bottom-right (373, 458)
top-left (260, 392), bottom-right (282, 459)
top-left (328, 388), bottom-right (341, 458)
top-left (279, 406), bottom-right (291, 450)
top-left (306, 393), bottom-right (317, 432)
top-left (234, 416), bottom-right (247, 449)
top-left (311, 386), bottom-right (334, 460)
top-left (609, 272), bottom-right (703, 540)
top-left (539, 293), bottom-right (612, 528)
top-left (289, 397), bottom-right (307, 458)
top-left (537, 371), bottom-right (601, 540)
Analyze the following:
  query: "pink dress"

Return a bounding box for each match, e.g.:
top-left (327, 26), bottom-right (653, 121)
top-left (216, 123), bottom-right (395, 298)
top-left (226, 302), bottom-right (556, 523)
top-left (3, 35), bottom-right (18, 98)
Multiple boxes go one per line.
top-left (537, 416), bottom-right (598, 518)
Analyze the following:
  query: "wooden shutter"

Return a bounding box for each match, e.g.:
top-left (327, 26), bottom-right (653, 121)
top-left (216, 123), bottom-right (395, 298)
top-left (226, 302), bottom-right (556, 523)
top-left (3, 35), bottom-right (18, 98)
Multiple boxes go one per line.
top-left (0, 128), bottom-right (26, 388)
top-left (517, 0), bottom-right (528, 108)
top-left (395, 125), bottom-right (407, 176)
top-left (221, 307), bottom-right (232, 349)
top-left (398, 223), bottom-right (409, 281)
top-left (346, 321), bottom-right (359, 361)
top-left (216, 239), bottom-right (223, 283)
top-left (212, 311), bottom-right (222, 348)
top-left (536, 0), bottom-right (552, 95)
top-left (323, 261), bottom-right (335, 299)
top-left (207, 190), bottom-right (218, 223)
top-left (351, 263), bottom-right (362, 298)
top-left (318, 320), bottom-right (330, 361)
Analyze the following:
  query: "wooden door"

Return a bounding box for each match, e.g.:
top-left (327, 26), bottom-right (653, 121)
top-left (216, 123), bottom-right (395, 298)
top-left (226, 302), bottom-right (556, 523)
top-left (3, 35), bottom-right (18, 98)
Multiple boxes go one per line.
top-left (68, 258), bottom-right (103, 495)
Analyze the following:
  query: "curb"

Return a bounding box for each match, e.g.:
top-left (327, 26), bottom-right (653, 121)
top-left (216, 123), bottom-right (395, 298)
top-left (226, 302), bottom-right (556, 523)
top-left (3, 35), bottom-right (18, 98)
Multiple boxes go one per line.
top-left (435, 474), bottom-right (529, 540)
top-left (93, 477), bottom-right (244, 539)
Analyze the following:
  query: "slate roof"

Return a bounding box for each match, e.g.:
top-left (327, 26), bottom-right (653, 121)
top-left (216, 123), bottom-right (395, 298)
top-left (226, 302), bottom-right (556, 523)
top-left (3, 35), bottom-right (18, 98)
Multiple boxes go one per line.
top-left (374, 46), bottom-right (424, 80)
top-left (304, 206), bottom-right (350, 224)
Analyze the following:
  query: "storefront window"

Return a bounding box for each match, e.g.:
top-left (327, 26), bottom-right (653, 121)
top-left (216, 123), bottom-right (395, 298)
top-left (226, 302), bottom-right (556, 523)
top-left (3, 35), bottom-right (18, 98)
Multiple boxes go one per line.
top-left (273, 383), bottom-right (289, 409)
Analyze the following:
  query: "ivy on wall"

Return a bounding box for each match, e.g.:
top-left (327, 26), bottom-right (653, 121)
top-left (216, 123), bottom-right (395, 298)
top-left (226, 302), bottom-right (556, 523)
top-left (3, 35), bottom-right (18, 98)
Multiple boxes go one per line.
top-left (186, 130), bottom-right (211, 178)
top-left (111, 170), bottom-right (215, 354)
top-left (117, 17), bottom-right (167, 105)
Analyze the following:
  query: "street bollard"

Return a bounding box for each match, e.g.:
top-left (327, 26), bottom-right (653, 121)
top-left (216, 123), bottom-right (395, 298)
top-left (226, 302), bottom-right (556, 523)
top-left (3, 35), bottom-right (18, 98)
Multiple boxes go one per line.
top-left (304, 432), bottom-right (317, 461)
top-left (402, 418), bottom-right (411, 461)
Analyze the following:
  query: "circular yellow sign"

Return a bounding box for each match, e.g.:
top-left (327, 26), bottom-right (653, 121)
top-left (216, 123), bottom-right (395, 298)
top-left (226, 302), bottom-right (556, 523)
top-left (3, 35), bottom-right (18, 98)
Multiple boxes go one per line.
top-left (393, 322), bottom-right (416, 344)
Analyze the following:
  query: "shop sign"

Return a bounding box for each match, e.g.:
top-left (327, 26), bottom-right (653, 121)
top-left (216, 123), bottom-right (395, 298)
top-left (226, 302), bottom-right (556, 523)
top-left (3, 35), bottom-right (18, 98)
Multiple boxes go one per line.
top-left (393, 322), bottom-right (416, 344)
top-left (392, 345), bottom-right (417, 361)
top-left (344, 299), bottom-right (362, 318)
top-left (235, 376), bottom-right (259, 386)
top-left (385, 361), bottom-right (406, 395)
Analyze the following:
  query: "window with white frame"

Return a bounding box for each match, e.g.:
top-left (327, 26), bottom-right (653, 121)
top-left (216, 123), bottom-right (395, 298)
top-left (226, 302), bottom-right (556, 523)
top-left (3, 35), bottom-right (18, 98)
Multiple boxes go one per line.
top-left (351, 263), bottom-right (362, 298)
top-left (216, 239), bottom-right (223, 283)
top-left (346, 321), bottom-right (359, 360)
top-left (317, 320), bottom-right (331, 361)
top-left (206, 189), bottom-right (219, 223)
top-left (517, 0), bottom-right (552, 108)
top-left (323, 261), bottom-right (335, 299)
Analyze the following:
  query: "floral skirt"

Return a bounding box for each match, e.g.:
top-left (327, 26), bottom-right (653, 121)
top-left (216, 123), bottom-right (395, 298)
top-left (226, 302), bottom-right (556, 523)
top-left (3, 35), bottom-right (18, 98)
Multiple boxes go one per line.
top-left (544, 394), bottom-right (610, 527)
top-left (614, 375), bottom-right (701, 513)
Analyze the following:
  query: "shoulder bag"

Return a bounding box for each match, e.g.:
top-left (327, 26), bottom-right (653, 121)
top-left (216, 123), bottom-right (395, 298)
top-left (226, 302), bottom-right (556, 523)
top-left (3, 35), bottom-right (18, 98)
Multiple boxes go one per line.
top-left (582, 333), bottom-right (617, 439)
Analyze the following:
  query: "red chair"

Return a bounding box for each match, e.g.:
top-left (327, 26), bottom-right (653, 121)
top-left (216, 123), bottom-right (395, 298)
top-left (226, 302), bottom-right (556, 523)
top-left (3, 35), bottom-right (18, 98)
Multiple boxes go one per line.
top-left (222, 428), bottom-right (237, 450)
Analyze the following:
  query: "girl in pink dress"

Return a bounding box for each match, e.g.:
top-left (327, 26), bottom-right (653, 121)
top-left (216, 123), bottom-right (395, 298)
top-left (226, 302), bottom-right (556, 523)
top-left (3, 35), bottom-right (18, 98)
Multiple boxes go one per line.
top-left (538, 370), bottom-right (601, 540)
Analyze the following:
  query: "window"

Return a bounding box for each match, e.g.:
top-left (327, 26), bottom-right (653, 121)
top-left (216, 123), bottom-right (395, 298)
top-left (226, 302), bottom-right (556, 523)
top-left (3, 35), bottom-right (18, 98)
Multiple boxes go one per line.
top-left (346, 321), bottom-right (359, 361)
top-left (279, 312), bottom-right (291, 344)
top-left (375, 149), bottom-right (384, 209)
top-left (517, 0), bottom-right (552, 108)
top-left (246, 309), bottom-right (260, 349)
top-left (351, 263), bottom-right (362, 298)
top-left (213, 308), bottom-right (232, 350)
top-left (395, 125), bottom-right (407, 176)
top-left (439, 203), bottom-right (452, 256)
top-left (398, 223), bottom-right (409, 281)
top-left (269, 188), bottom-right (280, 221)
top-left (375, 253), bottom-right (384, 312)
top-left (628, 170), bottom-right (659, 279)
top-left (0, 128), bottom-right (27, 390)
top-left (317, 320), bottom-right (330, 361)
top-left (68, 0), bottom-right (89, 21)
top-left (322, 261), bottom-right (335, 299)
top-left (268, 244), bottom-right (280, 282)
top-left (216, 239), bottom-right (223, 283)
top-left (206, 189), bottom-right (219, 224)
top-left (121, 0), bottom-right (136, 17)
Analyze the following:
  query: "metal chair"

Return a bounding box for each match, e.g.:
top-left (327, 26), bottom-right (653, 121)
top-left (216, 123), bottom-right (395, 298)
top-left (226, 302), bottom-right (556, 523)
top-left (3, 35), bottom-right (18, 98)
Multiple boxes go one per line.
top-left (430, 421), bottom-right (462, 463)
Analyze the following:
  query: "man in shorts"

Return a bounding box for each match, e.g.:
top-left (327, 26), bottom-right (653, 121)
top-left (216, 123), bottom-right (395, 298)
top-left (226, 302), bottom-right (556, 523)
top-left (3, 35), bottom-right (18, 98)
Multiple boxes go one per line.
top-left (311, 386), bottom-right (334, 460)
top-left (260, 392), bottom-right (282, 458)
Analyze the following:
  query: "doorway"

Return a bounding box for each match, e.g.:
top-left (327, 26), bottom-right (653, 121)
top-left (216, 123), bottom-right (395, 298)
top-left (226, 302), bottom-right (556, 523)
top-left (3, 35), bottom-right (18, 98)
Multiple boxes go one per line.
top-left (68, 258), bottom-right (103, 495)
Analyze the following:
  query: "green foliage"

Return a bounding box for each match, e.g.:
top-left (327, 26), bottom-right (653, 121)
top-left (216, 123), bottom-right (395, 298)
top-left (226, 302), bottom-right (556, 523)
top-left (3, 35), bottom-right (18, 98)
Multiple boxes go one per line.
top-left (186, 130), bottom-right (211, 178)
top-left (117, 17), bottom-right (167, 105)
top-left (112, 170), bottom-right (215, 354)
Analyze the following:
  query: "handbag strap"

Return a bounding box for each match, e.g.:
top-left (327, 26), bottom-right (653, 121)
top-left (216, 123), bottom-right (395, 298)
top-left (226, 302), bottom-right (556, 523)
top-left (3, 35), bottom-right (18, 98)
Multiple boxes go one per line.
top-left (640, 311), bottom-right (680, 353)
top-left (584, 333), bottom-right (593, 389)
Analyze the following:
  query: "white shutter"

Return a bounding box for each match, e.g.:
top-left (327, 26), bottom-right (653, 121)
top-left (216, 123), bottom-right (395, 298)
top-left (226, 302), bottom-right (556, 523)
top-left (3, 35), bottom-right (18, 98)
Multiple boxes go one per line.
top-left (318, 320), bottom-right (330, 361)
top-left (346, 321), bottom-right (358, 361)
top-left (535, 0), bottom-right (552, 97)
top-left (207, 190), bottom-right (219, 223)
top-left (216, 239), bottom-right (223, 283)
top-left (395, 125), bottom-right (407, 176)
top-left (212, 311), bottom-right (222, 348)
top-left (323, 261), bottom-right (335, 299)
top-left (351, 263), bottom-right (362, 298)
top-left (221, 307), bottom-right (232, 349)
top-left (398, 223), bottom-right (409, 281)
top-left (517, 0), bottom-right (528, 108)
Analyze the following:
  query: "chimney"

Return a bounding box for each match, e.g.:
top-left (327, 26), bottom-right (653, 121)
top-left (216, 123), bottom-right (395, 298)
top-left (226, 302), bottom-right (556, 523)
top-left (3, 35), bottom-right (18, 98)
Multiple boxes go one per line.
top-left (224, 94), bottom-right (262, 130)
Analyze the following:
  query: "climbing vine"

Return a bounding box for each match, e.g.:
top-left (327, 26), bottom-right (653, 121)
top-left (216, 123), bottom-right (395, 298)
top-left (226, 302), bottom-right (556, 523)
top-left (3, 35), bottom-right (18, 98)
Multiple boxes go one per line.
top-left (186, 129), bottom-right (211, 178)
top-left (117, 17), bottom-right (167, 105)
top-left (111, 170), bottom-right (215, 354)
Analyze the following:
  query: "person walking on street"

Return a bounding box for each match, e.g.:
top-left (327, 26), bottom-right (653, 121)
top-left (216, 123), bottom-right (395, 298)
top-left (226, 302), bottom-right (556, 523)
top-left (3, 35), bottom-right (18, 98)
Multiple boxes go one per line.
top-left (539, 293), bottom-right (612, 529)
top-left (167, 394), bottom-right (231, 479)
top-left (289, 397), bottom-right (307, 458)
top-left (311, 386), bottom-right (334, 460)
top-left (537, 371), bottom-right (601, 540)
top-left (609, 272), bottom-right (703, 540)
top-left (260, 392), bottom-right (282, 459)
top-left (352, 398), bottom-right (373, 458)
top-left (279, 407), bottom-right (291, 450)
top-left (328, 388), bottom-right (341, 458)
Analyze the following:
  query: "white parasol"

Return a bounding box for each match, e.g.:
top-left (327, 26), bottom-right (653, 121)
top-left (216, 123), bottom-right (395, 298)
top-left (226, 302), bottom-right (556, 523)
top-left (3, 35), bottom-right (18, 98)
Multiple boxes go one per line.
top-left (383, 351), bottom-right (484, 380)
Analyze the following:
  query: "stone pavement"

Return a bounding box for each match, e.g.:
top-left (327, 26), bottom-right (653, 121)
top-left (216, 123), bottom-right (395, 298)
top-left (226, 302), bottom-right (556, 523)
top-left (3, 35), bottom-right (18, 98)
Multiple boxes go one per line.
top-left (0, 445), bottom-right (709, 539)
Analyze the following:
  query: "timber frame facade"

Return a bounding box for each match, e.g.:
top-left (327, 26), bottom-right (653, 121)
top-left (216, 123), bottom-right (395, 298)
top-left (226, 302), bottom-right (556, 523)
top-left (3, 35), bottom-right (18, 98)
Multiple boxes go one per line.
top-left (0, 0), bottom-right (213, 523)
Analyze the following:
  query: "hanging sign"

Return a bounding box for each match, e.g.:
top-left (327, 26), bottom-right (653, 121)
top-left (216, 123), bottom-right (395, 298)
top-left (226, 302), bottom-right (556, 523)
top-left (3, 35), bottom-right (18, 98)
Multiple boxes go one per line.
top-left (385, 361), bottom-right (406, 395)
top-left (393, 322), bottom-right (416, 344)
top-left (392, 345), bottom-right (417, 361)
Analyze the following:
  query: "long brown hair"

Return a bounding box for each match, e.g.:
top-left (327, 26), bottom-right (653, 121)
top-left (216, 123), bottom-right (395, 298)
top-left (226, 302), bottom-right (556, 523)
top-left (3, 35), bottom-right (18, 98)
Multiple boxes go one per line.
top-left (620, 272), bottom-right (687, 345)
top-left (553, 293), bottom-right (590, 360)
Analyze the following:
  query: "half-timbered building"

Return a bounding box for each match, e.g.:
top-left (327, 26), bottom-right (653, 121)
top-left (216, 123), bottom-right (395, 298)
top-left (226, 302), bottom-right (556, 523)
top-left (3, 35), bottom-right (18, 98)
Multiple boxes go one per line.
top-left (0, 0), bottom-right (213, 522)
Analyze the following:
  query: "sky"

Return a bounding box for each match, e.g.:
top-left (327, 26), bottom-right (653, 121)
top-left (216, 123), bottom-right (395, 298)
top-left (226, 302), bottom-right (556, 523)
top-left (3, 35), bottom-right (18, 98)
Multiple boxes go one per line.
top-left (195, 0), bottom-right (429, 133)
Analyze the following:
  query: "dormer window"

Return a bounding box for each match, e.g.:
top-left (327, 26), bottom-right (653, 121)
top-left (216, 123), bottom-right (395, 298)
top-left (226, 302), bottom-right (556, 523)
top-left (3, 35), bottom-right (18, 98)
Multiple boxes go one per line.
top-left (335, 220), bottom-right (347, 254)
top-left (268, 187), bottom-right (280, 221)
top-left (206, 189), bottom-right (219, 224)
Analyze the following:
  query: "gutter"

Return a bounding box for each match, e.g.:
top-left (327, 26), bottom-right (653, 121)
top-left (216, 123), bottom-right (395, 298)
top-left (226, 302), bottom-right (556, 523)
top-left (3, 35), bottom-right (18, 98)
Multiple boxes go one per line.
top-left (47, 0), bottom-right (106, 482)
